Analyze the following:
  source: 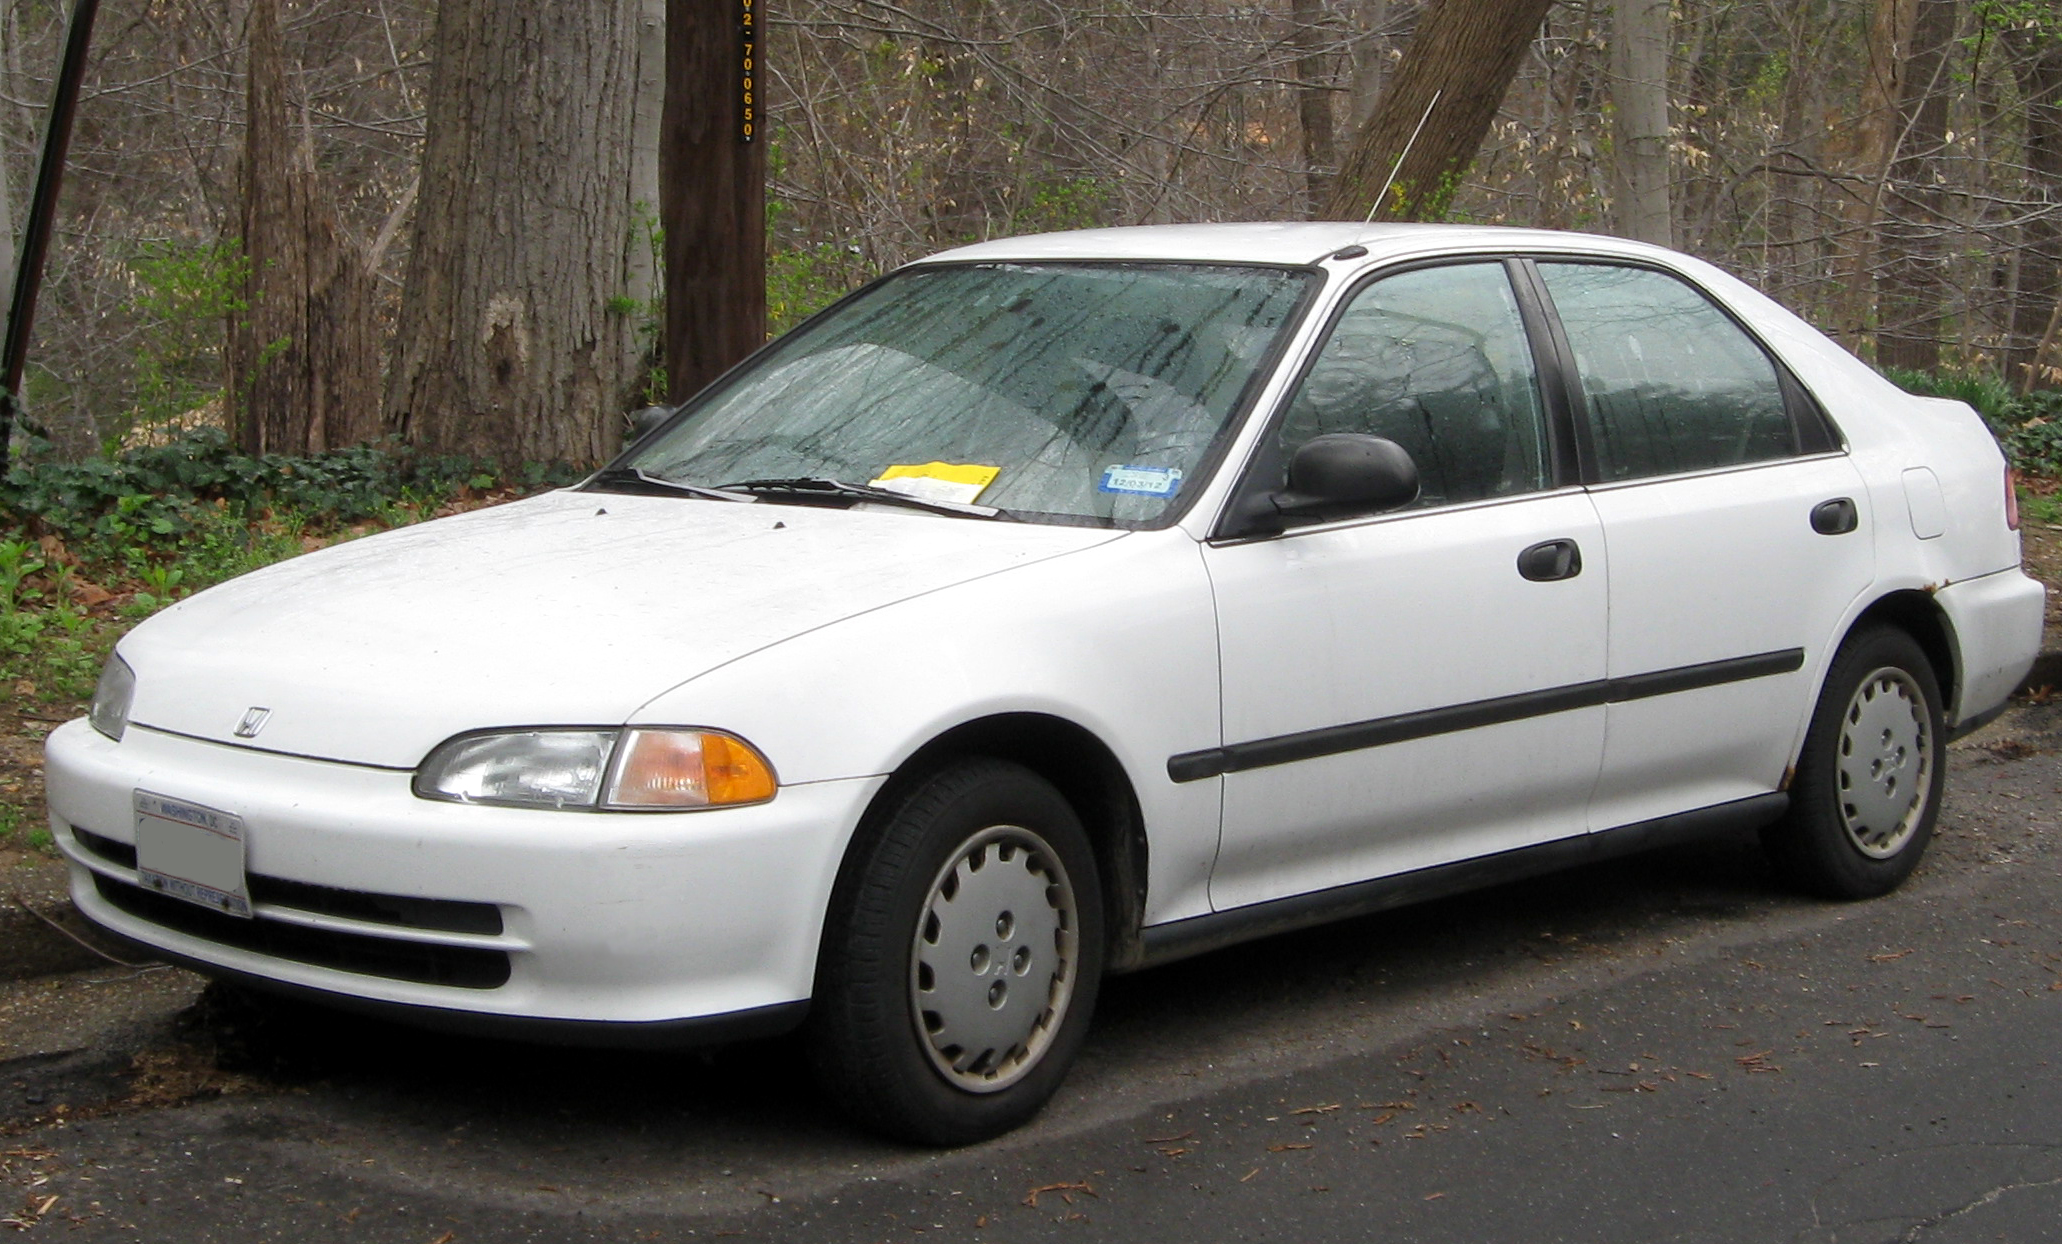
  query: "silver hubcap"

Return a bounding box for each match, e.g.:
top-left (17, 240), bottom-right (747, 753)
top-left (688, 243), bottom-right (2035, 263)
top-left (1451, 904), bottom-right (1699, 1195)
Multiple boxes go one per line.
top-left (910, 825), bottom-right (1077, 1093)
top-left (1836, 666), bottom-right (1931, 859)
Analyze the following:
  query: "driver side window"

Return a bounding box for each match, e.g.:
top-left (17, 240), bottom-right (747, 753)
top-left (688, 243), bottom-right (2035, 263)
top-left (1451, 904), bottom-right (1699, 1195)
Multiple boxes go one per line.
top-left (1280, 262), bottom-right (1550, 508)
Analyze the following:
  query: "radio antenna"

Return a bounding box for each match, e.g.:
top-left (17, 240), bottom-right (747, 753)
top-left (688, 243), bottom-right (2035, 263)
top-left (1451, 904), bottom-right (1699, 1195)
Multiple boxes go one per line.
top-left (1365, 89), bottom-right (1441, 225)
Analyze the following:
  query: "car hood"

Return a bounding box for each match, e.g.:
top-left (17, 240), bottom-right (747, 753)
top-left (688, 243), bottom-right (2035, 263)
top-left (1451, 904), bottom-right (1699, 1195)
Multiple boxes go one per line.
top-left (121, 490), bottom-right (1123, 768)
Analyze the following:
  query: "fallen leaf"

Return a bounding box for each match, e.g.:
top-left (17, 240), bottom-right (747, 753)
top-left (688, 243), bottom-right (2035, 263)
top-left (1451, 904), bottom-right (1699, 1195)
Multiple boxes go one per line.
top-left (1868, 949), bottom-right (1913, 963)
top-left (1143, 1131), bottom-right (1193, 1144)
top-left (1425, 1191), bottom-right (1446, 1201)
top-left (1291, 1103), bottom-right (1341, 1115)
top-left (1267, 1143), bottom-right (1313, 1152)
top-left (1022, 1181), bottom-right (1096, 1209)
top-left (428, 1233), bottom-right (456, 1244)
top-left (1239, 1169), bottom-right (1259, 1183)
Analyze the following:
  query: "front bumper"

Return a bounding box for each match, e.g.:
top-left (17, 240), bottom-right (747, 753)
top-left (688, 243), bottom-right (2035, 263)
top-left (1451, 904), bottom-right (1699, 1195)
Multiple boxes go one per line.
top-left (45, 719), bottom-right (883, 1037)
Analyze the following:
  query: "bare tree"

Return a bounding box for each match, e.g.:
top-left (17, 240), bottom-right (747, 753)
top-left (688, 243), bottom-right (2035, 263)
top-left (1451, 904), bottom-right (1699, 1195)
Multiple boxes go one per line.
top-left (1323, 0), bottom-right (1557, 220)
top-left (384, 0), bottom-right (642, 463)
top-left (1291, 0), bottom-right (1337, 217)
top-left (1876, 0), bottom-right (1958, 372)
top-left (1611, 0), bottom-right (1671, 246)
top-left (2007, 20), bottom-right (2062, 390)
top-left (663, 0), bottom-right (766, 402)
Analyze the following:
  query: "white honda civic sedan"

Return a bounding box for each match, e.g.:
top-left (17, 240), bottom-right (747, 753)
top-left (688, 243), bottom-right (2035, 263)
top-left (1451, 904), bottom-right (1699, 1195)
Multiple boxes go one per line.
top-left (46, 224), bottom-right (2043, 1143)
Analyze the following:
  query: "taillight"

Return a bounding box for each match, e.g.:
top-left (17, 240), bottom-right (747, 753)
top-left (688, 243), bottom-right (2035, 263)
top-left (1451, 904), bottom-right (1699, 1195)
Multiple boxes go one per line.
top-left (2007, 465), bottom-right (2022, 530)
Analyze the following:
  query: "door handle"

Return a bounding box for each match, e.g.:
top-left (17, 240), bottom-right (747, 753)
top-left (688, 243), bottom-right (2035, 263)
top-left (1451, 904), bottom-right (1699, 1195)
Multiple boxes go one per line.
top-left (1811, 497), bottom-right (1858, 535)
top-left (1517, 538), bottom-right (1583, 582)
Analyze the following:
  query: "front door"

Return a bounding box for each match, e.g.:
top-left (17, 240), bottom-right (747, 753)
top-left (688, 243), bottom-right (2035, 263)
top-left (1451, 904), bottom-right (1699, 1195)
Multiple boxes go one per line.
top-left (1201, 260), bottom-right (1610, 912)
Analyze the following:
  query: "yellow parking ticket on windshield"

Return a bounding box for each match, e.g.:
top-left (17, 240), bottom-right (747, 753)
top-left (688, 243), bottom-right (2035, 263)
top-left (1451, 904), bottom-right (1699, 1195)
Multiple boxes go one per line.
top-left (869, 462), bottom-right (1001, 505)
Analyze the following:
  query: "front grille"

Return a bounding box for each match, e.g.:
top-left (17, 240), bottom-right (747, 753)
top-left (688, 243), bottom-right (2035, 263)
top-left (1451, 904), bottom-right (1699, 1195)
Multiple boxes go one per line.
top-left (71, 827), bottom-right (503, 935)
top-left (93, 872), bottom-right (511, 989)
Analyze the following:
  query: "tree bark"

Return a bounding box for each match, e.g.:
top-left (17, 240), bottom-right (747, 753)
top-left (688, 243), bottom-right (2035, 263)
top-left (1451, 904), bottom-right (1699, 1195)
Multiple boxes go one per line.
top-left (1346, 0), bottom-right (1393, 131)
top-left (0, 0), bottom-right (14, 303)
top-left (1291, 0), bottom-right (1337, 218)
top-left (1833, 0), bottom-right (1910, 346)
top-left (2007, 25), bottom-right (2062, 391)
top-left (227, 0), bottom-right (379, 455)
top-left (1875, 0), bottom-right (1958, 372)
top-left (663, 0), bottom-right (767, 403)
top-left (1611, 0), bottom-right (1671, 246)
top-left (385, 0), bottom-right (641, 464)
top-left (625, 0), bottom-right (666, 398)
top-left (1322, 0), bottom-right (1556, 221)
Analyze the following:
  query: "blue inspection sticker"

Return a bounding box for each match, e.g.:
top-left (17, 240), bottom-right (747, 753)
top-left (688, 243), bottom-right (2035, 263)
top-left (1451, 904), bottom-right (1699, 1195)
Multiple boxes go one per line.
top-left (1099, 465), bottom-right (1184, 497)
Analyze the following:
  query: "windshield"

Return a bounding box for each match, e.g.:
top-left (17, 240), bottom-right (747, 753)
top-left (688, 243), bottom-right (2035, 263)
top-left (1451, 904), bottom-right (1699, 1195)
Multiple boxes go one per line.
top-left (620, 262), bottom-right (1314, 526)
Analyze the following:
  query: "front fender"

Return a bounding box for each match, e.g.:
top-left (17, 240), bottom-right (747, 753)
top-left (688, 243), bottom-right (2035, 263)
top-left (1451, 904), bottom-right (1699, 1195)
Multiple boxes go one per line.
top-left (629, 528), bottom-right (1227, 926)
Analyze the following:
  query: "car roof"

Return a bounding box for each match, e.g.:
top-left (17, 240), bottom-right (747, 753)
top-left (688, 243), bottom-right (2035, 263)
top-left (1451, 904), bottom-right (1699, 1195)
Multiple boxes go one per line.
top-left (914, 222), bottom-right (1664, 268)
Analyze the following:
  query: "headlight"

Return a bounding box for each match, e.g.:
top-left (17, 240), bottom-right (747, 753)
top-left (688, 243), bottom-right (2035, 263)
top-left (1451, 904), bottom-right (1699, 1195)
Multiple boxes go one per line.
top-left (90, 654), bottom-right (135, 742)
top-left (414, 727), bottom-right (776, 811)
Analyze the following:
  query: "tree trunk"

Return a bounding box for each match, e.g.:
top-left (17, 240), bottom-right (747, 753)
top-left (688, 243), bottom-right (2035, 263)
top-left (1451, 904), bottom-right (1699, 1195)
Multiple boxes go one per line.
top-left (624, 0), bottom-right (666, 400)
top-left (1346, 0), bottom-right (1392, 131)
top-left (226, 0), bottom-right (379, 455)
top-left (1611, 0), bottom-right (1671, 246)
top-left (1291, 0), bottom-right (1337, 218)
top-left (663, 0), bottom-right (767, 403)
top-left (385, 0), bottom-right (641, 464)
top-left (2007, 25), bottom-right (2062, 391)
top-left (1322, 0), bottom-right (1557, 221)
top-left (1834, 0), bottom-right (1909, 347)
top-left (0, 0), bottom-right (14, 303)
top-left (1875, 0), bottom-right (1958, 372)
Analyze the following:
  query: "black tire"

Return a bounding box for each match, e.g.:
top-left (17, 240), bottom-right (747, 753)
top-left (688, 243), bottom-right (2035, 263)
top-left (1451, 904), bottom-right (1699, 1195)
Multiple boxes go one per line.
top-left (1762, 626), bottom-right (1945, 899)
top-left (809, 759), bottom-right (1105, 1145)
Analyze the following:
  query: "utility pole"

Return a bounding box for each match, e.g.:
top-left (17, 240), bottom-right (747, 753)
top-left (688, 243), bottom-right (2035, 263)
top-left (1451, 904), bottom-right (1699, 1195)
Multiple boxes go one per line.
top-left (0, 0), bottom-right (100, 467)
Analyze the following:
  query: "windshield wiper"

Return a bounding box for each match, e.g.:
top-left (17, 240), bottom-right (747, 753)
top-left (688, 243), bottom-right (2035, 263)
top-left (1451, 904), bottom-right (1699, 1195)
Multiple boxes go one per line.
top-left (588, 466), bottom-right (756, 502)
top-left (719, 476), bottom-right (1003, 518)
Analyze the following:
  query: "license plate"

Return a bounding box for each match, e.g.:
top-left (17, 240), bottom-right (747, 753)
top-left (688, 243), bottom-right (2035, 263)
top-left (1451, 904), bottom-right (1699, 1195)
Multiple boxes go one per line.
top-left (134, 791), bottom-right (252, 919)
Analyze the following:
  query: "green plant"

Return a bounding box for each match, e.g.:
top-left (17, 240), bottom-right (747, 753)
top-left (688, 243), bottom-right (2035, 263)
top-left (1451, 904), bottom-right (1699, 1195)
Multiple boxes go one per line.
top-left (767, 243), bottom-right (874, 336)
top-left (125, 238), bottom-right (249, 442)
top-left (0, 538), bottom-right (45, 613)
top-left (1012, 176), bottom-right (1111, 234)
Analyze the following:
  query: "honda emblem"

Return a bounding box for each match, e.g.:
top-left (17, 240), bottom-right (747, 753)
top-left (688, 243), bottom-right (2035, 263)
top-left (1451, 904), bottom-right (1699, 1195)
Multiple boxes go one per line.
top-left (235, 707), bottom-right (272, 738)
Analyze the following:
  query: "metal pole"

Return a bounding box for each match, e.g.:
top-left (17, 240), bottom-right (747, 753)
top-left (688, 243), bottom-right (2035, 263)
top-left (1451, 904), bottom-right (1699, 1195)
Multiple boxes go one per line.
top-left (0, 0), bottom-right (102, 468)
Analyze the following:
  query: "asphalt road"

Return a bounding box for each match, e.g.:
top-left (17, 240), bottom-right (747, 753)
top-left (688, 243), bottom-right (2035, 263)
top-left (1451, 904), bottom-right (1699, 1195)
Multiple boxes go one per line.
top-left (4, 702), bottom-right (2060, 1243)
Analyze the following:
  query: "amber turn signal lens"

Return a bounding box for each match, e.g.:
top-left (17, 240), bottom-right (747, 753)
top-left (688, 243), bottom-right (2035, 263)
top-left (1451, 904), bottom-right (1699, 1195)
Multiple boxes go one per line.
top-left (605, 728), bottom-right (777, 809)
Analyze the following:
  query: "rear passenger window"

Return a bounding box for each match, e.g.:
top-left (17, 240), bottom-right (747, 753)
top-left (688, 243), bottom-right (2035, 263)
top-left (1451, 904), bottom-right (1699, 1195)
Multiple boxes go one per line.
top-left (1537, 262), bottom-right (1795, 481)
top-left (1280, 262), bottom-right (1549, 509)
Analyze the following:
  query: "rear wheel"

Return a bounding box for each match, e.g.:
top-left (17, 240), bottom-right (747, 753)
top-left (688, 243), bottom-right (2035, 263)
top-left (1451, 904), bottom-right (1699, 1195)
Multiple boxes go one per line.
top-left (810, 759), bottom-right (1104, 1145)
top-left (1762, 626), bottom-right (1945, 898)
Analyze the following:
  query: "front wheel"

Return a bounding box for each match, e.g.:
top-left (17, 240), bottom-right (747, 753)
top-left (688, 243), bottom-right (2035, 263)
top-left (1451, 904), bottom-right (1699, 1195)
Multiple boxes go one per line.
top-left (809, 759), bottom-right (1104, 1145)
top-left (1762, 626), bottom-right (1945, 899)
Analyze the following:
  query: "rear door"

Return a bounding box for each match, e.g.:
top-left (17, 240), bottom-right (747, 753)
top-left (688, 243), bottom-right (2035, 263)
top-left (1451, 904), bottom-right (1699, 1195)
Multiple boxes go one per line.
top-left (1526, 260), bottom-right (1875, 831)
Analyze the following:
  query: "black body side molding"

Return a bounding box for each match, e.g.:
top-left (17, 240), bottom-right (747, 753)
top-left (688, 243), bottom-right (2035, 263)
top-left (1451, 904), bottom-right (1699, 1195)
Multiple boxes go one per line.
top-left (1167, 648), bottom-right (1804, 783)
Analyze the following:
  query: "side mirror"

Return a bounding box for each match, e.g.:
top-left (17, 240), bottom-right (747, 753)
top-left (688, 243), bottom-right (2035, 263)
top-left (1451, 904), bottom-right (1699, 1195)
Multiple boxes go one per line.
top-left (1278, 433), bottom-right (1419, 517)
top-left (624, 404), bottom-right (675, 448)
top-left (1229, 433), bottom-right (1418, 536)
